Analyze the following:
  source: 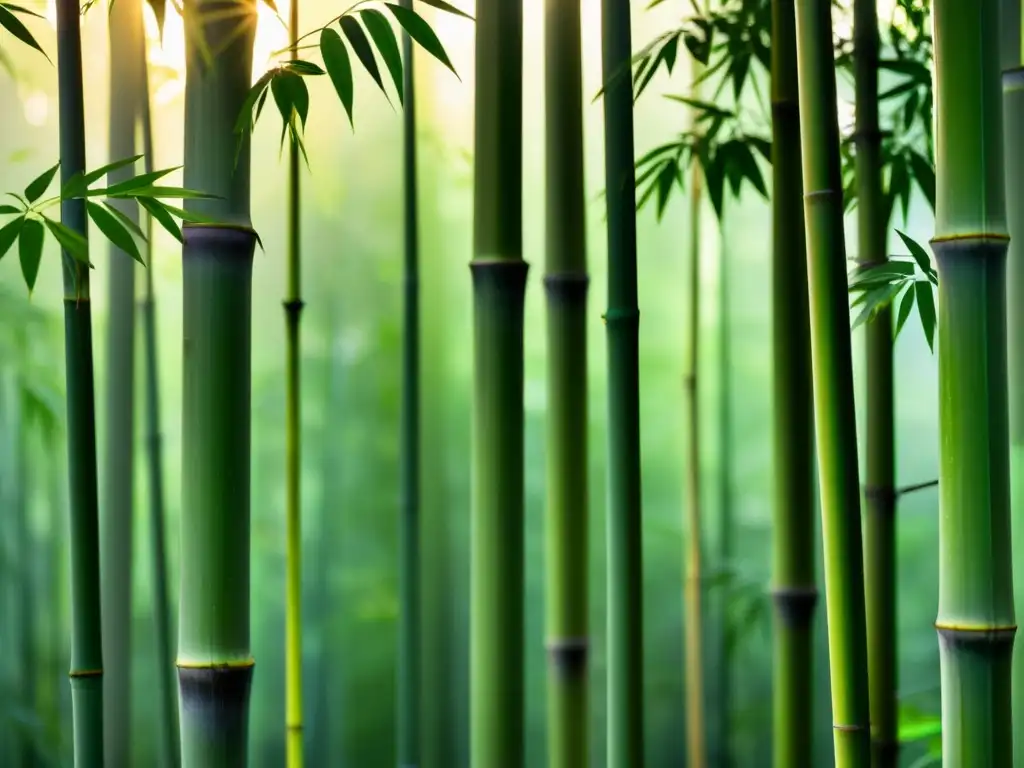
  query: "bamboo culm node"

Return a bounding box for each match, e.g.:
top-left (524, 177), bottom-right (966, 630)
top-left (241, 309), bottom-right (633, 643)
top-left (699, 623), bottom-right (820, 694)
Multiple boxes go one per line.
top-left (769, 587), bottom-right (819, 627)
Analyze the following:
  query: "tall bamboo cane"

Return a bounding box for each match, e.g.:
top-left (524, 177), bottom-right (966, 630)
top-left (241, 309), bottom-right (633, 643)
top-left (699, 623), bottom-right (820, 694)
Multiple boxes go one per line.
top-left (793, 0), bottom-right (871, 764)
top-left (102, 0), bottom-right (143, 761)
top-left (600, 0), bottom-right (644, 764)
top-left (852, 0), bottom-right (898, 765)
top-left (56, 0), bottom-right (105, 761)
top-left (176, 0), bottom-right (258, 763)
top-left (542, 0), bottom-right (589, 761)
top-left (769, 2), bottom-right (817, 766)
top-left (933, 0), bottom-right (1015, 764)
top-left (470, 0), bottom-right (527, 764)
top-left (397, 0), bottom-right (422, 764)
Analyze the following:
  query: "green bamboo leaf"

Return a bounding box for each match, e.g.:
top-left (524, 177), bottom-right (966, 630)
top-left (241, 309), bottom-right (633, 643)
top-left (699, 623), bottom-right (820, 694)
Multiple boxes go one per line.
top-left (908, 149), bottom-right (936, 213)
top-left (42, 215), bottom-right (89, 264)
top-left (384, 3), bottom-right (458, 76)
top-left (321, 28), bottom-right (355, 127)
top-left (852, 280), bottom-right (903, 329)
top-left (234, 70), bottom-right (276, 135)
top-left (109, 185), bottom-right (220, 200)
top-left (0, 204), bottom-right (21, 214)
top-left (138, 197), bottom-right (182, 242)
top-left (895, 229), bottom-right (935, 277)
top-left (271, 70), bottom-right (310, 143)
top-left (893, 283), bottom-right (914, 339)
top-left (61, 155), bottom-right (143, 198)
top-left (100, 166), bottom-right (180, 196)
top-left (339, 15), bottom-right (390, 103)
top-left (24, 162), bottom-right (59, 203)
top-left (101, 201), bottom-right (146, 240)
top-left (413, 0), bottom-right (472, 20)
top-left (18, 217), bottom-right (43, 291)
top-left (0, 3), bottom-right (49, 62)
top-left (915, 279), bottom-right (935, 351)
top-left (0, 215), bottom-right (25, 261)
top-left (360, 8), bottom-right (404, 104)
top-left (87, 201), bottom-right (144, 265)
top-left (286, 59), bottom-right (326, 76)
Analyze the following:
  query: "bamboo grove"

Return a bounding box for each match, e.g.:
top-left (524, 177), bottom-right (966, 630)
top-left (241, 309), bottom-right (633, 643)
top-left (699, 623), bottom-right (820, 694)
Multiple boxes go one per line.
top-left (0, 0), bottom-right (1023, 765)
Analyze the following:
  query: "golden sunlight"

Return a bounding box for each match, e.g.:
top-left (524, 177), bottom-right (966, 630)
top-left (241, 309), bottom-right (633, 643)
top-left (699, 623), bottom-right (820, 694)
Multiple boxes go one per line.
top-left (140, 0), bottom-right (290, 106)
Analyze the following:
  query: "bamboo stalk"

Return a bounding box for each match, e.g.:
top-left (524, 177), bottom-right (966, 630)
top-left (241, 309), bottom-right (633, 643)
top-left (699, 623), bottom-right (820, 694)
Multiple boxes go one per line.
top-left (768, 3), bottom-right (817, 766)
top-left (177, 1), bottom-right (258, 763)
top-left (55, 0), bottom-right (105, 761)
top-left (284, 0), bottom-right (305, 763)
top-left (716, 226), bottom-right (732, 768)
top-left (470, 0), bottom-right (527, 764)
top-left (102, 0), bottom-right (143, 761)
top-left (683, 143), bottom-right (706, 768)
top-left (933, 1), bottom-right (1015, 764)
top-left (397, 2), bottom-right (422, 764)
top-left (792, 0), bottom-right (871, 764)
top-left (600, 1), bottom-right (644, 764)
top-left (852, 1), bottom-right (898, 765)
top-left (139, 40), bottom-right (180, 768)
top-left (1001, 1), bottom-right (1024, 765)
top-left (542, 0), bottom-right (589, 760)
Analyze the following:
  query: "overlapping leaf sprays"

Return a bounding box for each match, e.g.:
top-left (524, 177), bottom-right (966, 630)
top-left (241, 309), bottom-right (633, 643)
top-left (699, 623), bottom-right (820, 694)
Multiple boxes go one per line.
top-left (793, 0), bottom-right (870, 764)
top-left (931, 0), bottom-right (1015, 763)
top-left (543, 0), bottom-right (589, 761)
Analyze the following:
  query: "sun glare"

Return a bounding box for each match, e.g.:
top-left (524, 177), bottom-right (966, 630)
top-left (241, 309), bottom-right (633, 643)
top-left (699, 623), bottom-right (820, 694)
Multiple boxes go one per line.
top-left (140, 0), bottom-right (290, 106)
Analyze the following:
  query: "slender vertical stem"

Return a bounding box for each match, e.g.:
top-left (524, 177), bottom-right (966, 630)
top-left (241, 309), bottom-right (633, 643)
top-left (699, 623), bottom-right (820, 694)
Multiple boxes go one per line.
top-left (933, 1), bottom-right (1015, 764)
top-left (793, 1), bottom-right (871, 764)
top-left (55, 0), bottom-right (105, 762)
top-left (769, 3), bottom-right (817, 766)
top-left (716, 225), bottom-right (732, 768)
top-left (470, 0), bottom-right (527, 764)
top-left (398, 2), bottom-right (422, 765)
top-left (14, 384), bottom-right (38, 768)
top-left (177, 2), bottom-right (258, 764)
top-left (542, 0), bottom-right (589, 761)
top-left (284, 0), bottom-right (304, 765)
top-left (139, 45), bottom-right (181, 768)
top-left (683, 147), bottom-right (706, 768)
top-left (1000, 2), bottom-right (1024, 765)
top-left (103, 0), bottom-right (142, 762)
top-left (852, 1), bottom-right (897, 765)
top-left (600, 1), bottom-right (644, 764)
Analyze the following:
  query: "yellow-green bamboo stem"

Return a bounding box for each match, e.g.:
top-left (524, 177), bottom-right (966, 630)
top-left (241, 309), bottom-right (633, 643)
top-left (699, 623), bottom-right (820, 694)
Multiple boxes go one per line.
top-left (284, 0), bottom-right (304, 764)
top-left (793, 0), bottom-right (871, 764)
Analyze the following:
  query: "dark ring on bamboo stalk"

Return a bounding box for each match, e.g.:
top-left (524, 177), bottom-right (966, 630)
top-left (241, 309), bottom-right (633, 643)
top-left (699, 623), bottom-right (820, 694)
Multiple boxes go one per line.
top-left (177, 662), bottom-right (256, 723)
top-left (542, 272), bottom-right (590, 300)
top-left (545, 637), bottom-right (589, 678)
top-left (469, 258), bottom-right (530, 294)
top-left (69, 668), bottom-right (103, 678)
top-left (282, 298), bottom-right (305, 313)
top-left (182, 223), bottom-right (258, 255)
top-left (871, 737), bottom-right (899, 763)
top-left (769, 586), bottom-right (819, 627)
top-left (603, 307), bottom-right (640, 325)
top-left (833, 723), bottom-right (867, 732)
top-left (849, 128), bottom-right (885, 144)
top-left (1003, 67), bottom-right (1024, 90)
top-left (934, 623), bottom-right (1017, 645)
top-left (862, 483), bottom-right (896, 506)
top-left (803, 189), bottom-right (840, 203)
